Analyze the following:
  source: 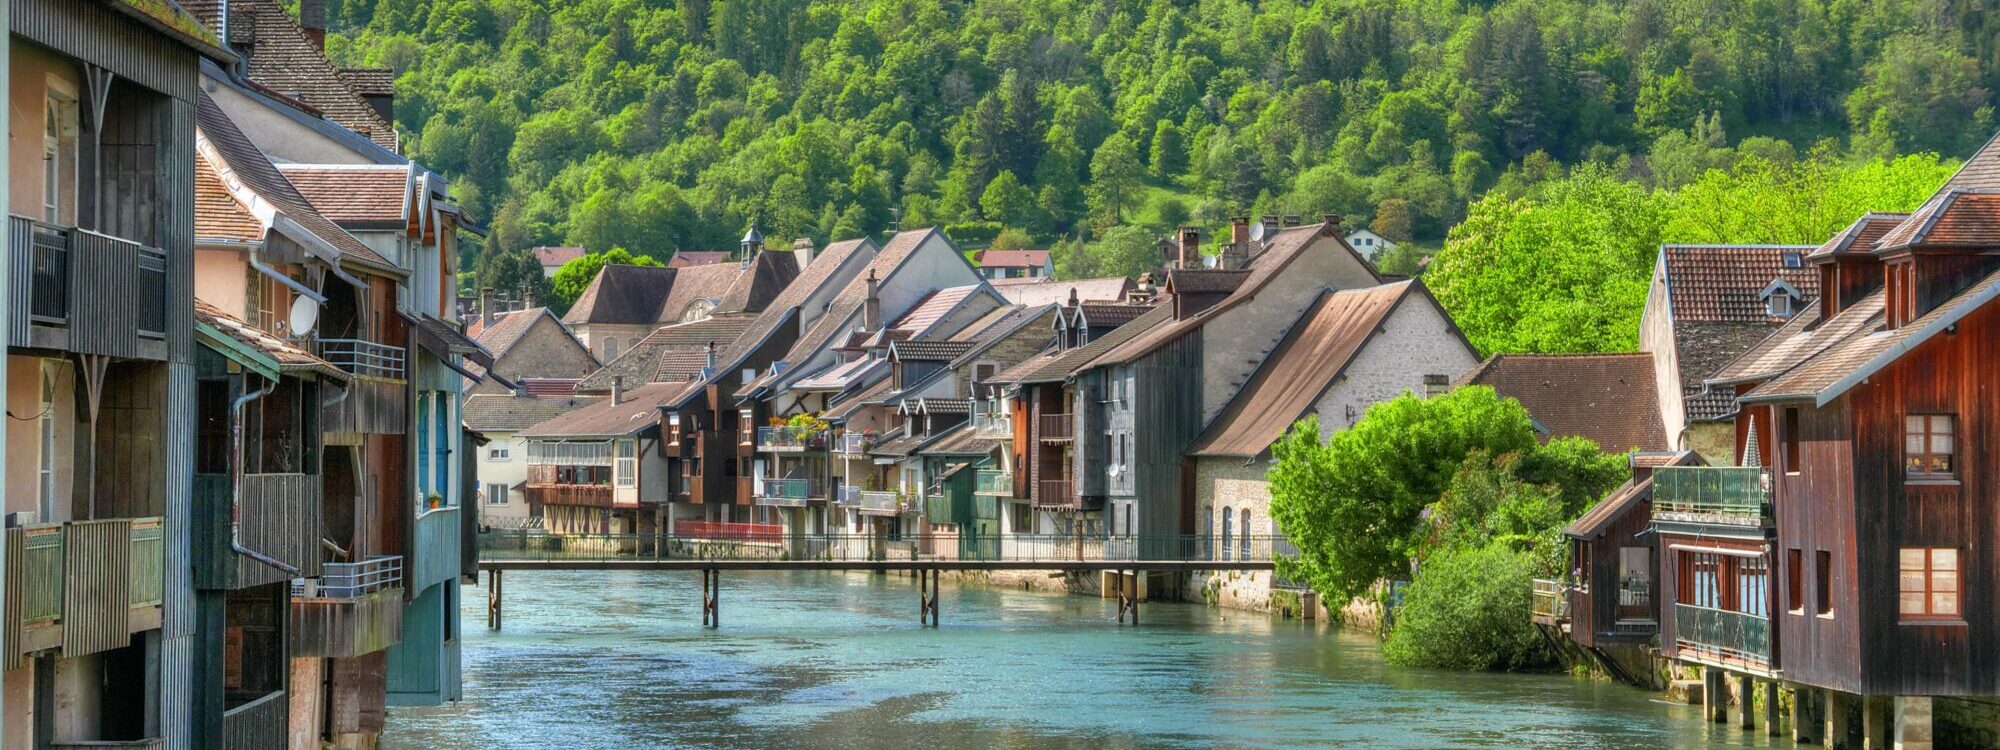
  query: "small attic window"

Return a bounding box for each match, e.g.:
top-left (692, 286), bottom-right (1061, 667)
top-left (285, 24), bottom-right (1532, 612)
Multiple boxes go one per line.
top-left (1767, 294), bottom-right (1793, 317)
top-left (1783, 252), bottom-right (1804, 268)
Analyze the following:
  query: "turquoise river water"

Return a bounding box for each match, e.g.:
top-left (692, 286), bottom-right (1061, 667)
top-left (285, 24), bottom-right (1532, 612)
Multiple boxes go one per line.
top-left (385, 569), bottom-right (1789, 749)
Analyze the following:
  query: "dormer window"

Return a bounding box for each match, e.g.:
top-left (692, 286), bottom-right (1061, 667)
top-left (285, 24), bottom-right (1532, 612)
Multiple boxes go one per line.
top-left (1759, 279), bottom-right (1802, 319)
top-left (1782, 252), bottom-right (1804, 268)
top-left (1767, 294), bottom-right (1792, 317)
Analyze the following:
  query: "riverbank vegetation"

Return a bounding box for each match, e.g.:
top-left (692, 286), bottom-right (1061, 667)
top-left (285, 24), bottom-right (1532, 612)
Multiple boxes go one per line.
top-left (1269, 387), bottom-right (1626, 670)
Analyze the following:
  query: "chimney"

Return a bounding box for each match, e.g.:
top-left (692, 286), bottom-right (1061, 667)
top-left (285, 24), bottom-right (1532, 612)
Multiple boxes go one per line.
top-left (1223, 217), bottom-right (1251, 271)
top-left (299, 0), bottom-right (326, 51)
top-left (1282, 215), bottom-right (1302, 228)
top-left (862, 269), bottom-right (881, 331)
top-left (523, 286), bottom-right (536, 309)
top-left (480, 287), bottom-right (496, 329)
top-left (1323, 213), bottom-right (1342, 229)
top-left (705, 341), bottom-right (718, 370)
top-left (1231, 217), bottom-right (1250, 248)
top-left (611, 375), bottom-right (625, 405)
top-left (1177, 226), bottom-right (1200, 269)
top-left (792, 237), bottom-right (815, 269)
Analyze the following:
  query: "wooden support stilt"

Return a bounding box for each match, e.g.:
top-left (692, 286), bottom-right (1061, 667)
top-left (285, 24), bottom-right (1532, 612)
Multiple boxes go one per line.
top-left (1766, 681), bottom-right (1784, 737)
top-left (487, 568), bottom-right (503, 630)
top-left (701, 568), bottom-right (720, 628)
top-left (1739, 673), bottom-right (1757, 729)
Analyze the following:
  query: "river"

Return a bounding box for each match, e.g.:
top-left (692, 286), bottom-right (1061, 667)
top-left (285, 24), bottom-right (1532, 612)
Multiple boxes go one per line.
top-left (385, 570), bottom-right (1784, 749)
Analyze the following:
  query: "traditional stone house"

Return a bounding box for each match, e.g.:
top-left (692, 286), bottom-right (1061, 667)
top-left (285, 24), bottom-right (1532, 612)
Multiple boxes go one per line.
top-left (1452, 353), bottom-right (1670, 453)
top-left (465, 300), bottom-right (596, 396)
top-left (463, 393), bottom-right (602, 529)
top-left (1182, 280), bottom-right (1478, 612)
top-left (1639, 244), bottom-right (1819, 463)
top-left (560, 234), bottom-right (799, 361)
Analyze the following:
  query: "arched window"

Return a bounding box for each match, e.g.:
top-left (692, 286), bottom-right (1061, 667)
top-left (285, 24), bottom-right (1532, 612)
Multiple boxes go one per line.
top-left (1198, 505), bottom-right (1212, 559)
top-left (1220, 507), bottom-right (1234, 562)
top-left (680, 298), bottom-right (717, 322)
top-left (1240, 509), bottom-right (1253, 559)
top-left (603, 337), bottom-right (620, 361)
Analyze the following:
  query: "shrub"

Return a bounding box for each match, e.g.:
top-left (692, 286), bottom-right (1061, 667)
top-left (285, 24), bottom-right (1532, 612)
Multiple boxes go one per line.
top-left (1383, 543), bottom-right (1552, 671)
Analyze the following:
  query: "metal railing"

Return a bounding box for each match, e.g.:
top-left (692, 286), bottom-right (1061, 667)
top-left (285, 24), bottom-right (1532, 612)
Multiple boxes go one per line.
top-left (972, 411), bottom-right (1012, 434)
top-left (975, 469), bottom-right (1012, 495)
top-left (758, 426), bottom-right (830, 450)
top-left (296, 556), bottom-right (404, 599)
top-left (320, 338), bottom-right (406, 379)
top-left (27, 221), bottom-right (67, 323)
top-left (1674, 603), bottom-right (1771, 668)
top-left (1653, 466), bottom-right (1771, 525)
top-left (835, 431), bottom-right (875, 454)
top-left (479, 531), bottom-right (1288, 563)
top-left (1532, 578), bottom-right (1572, 621)
top-left (851, 491), bottom-right (904, 514)
top-left (759, 477), bottom-right (824, 505)
top-left (1038, 413), bottom-right (1073, 441)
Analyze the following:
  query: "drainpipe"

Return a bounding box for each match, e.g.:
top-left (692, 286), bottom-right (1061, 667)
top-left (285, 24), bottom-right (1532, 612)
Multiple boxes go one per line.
top-left (233, 375), bottom-right (301, 575)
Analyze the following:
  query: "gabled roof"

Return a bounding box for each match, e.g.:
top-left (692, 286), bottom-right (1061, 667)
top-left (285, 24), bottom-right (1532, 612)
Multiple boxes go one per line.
top-left (1564, 452), bottom-right (1700, 539)
top-left (1450, 353), bottom-right (1668, 453)
top-left (1707, 293), bottom-right (1882, 388)
top-left (194, 157), bottom-right (263, 243)
top-left (991, 277), bottom-right (1133, 306)
top-left (1097, 223), bottom-right (1377, 367)
top-left (532, 246), bottom-right (587, 267)
top-left (916, 421), bottom-right (1002, 456)
top-left (563, 264), bottom-right (678, 325)
top-left (823, 377), bottom-right (894, 420)
top-left (1660, 245), bottom-right (1820, 323)
top-left (1073, 303), bottom-right (1152, 328)
top-left (666, 237), bottom-right (879, 407)
top-left (466, 307), bottom-right (583, 379)
top-left (463, 394), bottom-right (604, 433)
top-left (276, 164), bottom-right (413, 225)
top-left (1741, 266), bottom-right (2000, 406)
top-left (576, 315), bottom-right (761, 392)
top-left (1165, 268), bottom-right (1250, 294)
top-left (1189, 281), bottom-right (1432, 458)
top-left (891, 340), bottom-right (976, 362)
top-left (751, 229), bottom-right (959, 389)
top-left (992, 304), bottom-right (1175, 385)
top-left (1937, 129), bottom-right (2000, 196)
top-left (1806, 212), bottom-right (1909, 260)
top-left (891, 285), bottom-right (985, 333)
top-left (519, 383), bottom-right (681, 438)
top-left (669, 250), bottom-right (731, 268)
top-left (975, 249), bottom-right (1049, 268)
top-left (182, 0), bottom-right (398, 150)
top-left (1875, 190), bottom-right (2000, 251)
top-left (194, 90), bottom-right (394, 271)
top-left (194, 298), bottom-right (345, 382)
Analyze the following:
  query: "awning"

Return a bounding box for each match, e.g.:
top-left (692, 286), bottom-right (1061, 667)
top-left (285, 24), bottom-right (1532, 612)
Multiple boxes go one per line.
top-left (405, 311), bottom-right (496, 367)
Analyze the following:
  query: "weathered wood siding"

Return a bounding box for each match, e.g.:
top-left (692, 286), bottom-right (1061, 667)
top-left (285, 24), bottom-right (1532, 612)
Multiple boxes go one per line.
top-left (1573, 500), bottom-right (1658, 650)
top-left (1773, 397), bottom-right (1861, 693)
top-left (12, 0), bottom-right (201, 103)
top-left (290, 589), bottom-right (405, 659)
top-left (62, 519), bottom-right (134, 657)
top-left (1133, 334), bottom-right (1203, 540)
top-left (193, 474), bottom-right (325, 590)
top-left (221, 690), bottom-right (288, 750)
top-left (408, 507), bottom-right (463, 592)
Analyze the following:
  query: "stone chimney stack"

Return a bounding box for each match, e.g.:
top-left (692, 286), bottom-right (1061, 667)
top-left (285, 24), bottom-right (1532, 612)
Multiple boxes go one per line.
top-left (706, 341), bottom-right (718, 370)
top-left (611, 375), bottom-right (625, 405)
top-left (1323, 213), bottom-right (1342, 228)
top-left (480, 287), bottom-right (496, 329)
top-left (1177, 226), bottom-right (1200, 269)
top-left (299, 0), bottom-right (327, 50)
top-left (792, 237), bottom-right (815, 270)
top-left (523, 286), bottom-right (536, 309)
top-left (1282, 214), bottom-right (1302, 228)
top-left (1223, 217), bottom-right (1251, 270)
top-left (862, 269), bottom-right (882, 331)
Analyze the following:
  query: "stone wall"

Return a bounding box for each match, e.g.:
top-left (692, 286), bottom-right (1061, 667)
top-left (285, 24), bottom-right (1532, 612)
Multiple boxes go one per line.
top-left (1184, 457), bottom-right (1283, 611)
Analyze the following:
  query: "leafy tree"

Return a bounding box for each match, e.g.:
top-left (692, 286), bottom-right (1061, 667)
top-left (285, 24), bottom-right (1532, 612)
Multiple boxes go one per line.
top-left (979, 170), bottom-right (1037, 229)
top-left (550, 249), bottom-right (664, 308)
top-left (1382, 544), bottom-right (1550, 670)
top-left (1370, 199), bottom-right (1413, 243)
top-left (1074, 225), bottom-right (1159, 280)
top-left (1150, 120), bottom-right (1186, 179)
top-left (1268, 388), bottom-right (1540, 603)
top-left (1086, 133), bottom-right (1145, 229)
top-left (1154, 197), bottom-right (1190, 231)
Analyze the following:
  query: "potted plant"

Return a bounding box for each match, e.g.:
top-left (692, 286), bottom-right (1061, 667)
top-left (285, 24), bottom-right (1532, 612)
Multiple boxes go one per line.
top-left (426, 491), bottom-right (444, 511)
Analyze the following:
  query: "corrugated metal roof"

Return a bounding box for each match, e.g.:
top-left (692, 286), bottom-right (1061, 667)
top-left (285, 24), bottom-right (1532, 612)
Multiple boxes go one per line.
top-left (1450, 353), bottom-right (1668, 453)
top-left (1187, 281), bottom-right (1415, 457)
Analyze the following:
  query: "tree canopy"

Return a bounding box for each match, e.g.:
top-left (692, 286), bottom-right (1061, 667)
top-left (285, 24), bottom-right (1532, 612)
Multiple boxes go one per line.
top-left (550, 249), bottom-right (664, 308)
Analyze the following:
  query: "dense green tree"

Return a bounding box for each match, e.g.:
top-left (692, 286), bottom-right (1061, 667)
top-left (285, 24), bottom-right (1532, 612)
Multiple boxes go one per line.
top-left (979, 170), bottom-right (1037, 229)
top-left (550, 249), bottom-right (664, 308)
top-left (1086, 133), bottom-right (1145, 229)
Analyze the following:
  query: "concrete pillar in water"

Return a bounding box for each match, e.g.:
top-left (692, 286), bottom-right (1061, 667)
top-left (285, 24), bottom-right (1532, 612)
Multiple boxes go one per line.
top-left (1894, 696), bottom-right (1933, 750)
top-left (1738, 673), bottom-right (1757, 729)
top-left (1766, 681), bottom-right (1784, 737)
top-left (1865, 696), bottom-right (1893, 750)
top-left (1793, 687), bottom-right (1824, 745)
top-left (1828, 691), bottom-right (1856, 750)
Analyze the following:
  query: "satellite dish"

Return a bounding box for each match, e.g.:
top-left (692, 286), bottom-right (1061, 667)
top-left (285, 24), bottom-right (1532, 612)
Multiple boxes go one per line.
top-left (289, 295), bottom-right (321, 336)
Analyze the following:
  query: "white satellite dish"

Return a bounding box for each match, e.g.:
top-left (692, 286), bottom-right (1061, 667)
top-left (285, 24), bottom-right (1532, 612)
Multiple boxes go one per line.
top-left (289, 295), bottom-right (321, 336)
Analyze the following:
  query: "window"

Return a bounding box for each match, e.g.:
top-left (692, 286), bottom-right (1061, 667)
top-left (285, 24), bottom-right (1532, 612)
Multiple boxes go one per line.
top-left (488, 443), bottom-right (512, 461)
top-left (1787, 549), bottom-right (1804, 614)
top-left (1783, 407), bottom-right (1801, 472)
top-left (615, 439), bottom-right (638, 488)
top-left (1899, 548), bottom-right (1960, 621)
top-left (1906, 415), bottom-right (1955, 478)
top-left (1816, 550), bottom-right (1833, 616)
top-left (603, 337), bottom-right (620, 361)
top-left (1681, 552), bottom-right (1721, 609)
top-left (1766, 293), bottom-right (1792, 317)
top-left (1783, 252), bottom-right (1804, 268)
top-left (1220, 507), bottom-right (1233, 561)
top-left (485, 482), bottom-right (510, 505)
top-left (38, 364), bottom-right (58, 522)
top-left (1239, 509), bottom-right (1252, 559)
top-left (1736, 555), bottom-right (1768, 618)
top-left (1423, 374), bottom-right (1450, 398)
top-left (43, 78), bottom-right (78, 224)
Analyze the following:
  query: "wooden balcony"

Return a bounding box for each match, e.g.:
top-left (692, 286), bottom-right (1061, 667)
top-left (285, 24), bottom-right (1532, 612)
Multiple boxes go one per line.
top-left (322, 375), bottom-right (407, 437)
top-left (221, 690), bottom-right (287, 750)
top-left (290, 556), bottom-right (405, 659)
top-left (4, 517), bottom-right (166, 668)
top-left (193, 474), bottom-right (323, 590)
top-left (6, 216), bottom-right (169, 361)
top-left (1673, 603), bottom-right (1773, 675)
top-left (1652, 466), bottom-right (1772, 530)
top-left (1032, 479), bottom-right (1076, 509)
top-left (525, 464), bottom-right (614, 508)
top-left (1531, 578), bottom-right (1572, 626)
top-left (1037, 413), bottom-right (1073, 442)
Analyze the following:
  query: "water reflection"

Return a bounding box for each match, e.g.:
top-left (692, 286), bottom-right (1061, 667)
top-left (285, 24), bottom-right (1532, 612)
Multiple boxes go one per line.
top-left (387, 570), bottom-right (1776, 749)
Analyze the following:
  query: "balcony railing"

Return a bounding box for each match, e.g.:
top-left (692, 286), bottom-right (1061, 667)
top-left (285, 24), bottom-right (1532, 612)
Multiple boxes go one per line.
top-left (1652, 466), bottom-right (1771, 527)
top-left (758, 477), bottom-right (825, 507)
top-left (525, 464), bottom-right (614, 508)
top-left (834, 431), bottom-right (876, 455)
top-left (837, 485), bottom-right (863, 504)
top-left (1037, 413), bottom-right (1073, 441)
top-left (972, 411), bottom-right (1012, 434)
top-left (975, 469), bottom-right (1012, 495)
top-left (674, 521), bottom-right (786, 541)
top-left (7, 216), bottom-right (169, 358)
top-left (222, 689), bottom-right (288, 750)
top-left (758, 426), bottom-right (829, 451)
top-left (320, 338), bottom-right (406, 380)
top-left (1531, 578), bottom-right (1572, 623)
top-left (1035, 479), bottom-right (1075, 506)
top-left (851, 491), bottom-right (904, 515)
top-left (4, 517), bottom-right (166, 666)
top-left (1674, 604), bottom-right (1771, 671)
top-left (290, 556), bottom-right (404, 658)
top-left (410, 506), bottom-right (463, 591)
top-left (1619, 578), bottom-right (1652, 610)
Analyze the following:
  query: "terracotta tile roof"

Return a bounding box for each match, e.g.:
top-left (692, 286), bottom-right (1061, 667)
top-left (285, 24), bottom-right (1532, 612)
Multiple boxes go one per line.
top-left (891, 285), bottom-right (984, 334)
top-left (530, 246), bottom-right (586, 268)
top-left (761, 229), bottom-right (950, 383)
top-left (1661, 245), bottom-right (1820, 323)
top-left (563, 264), bottom-right (677, 325)
top-left (518, 382), bottom-right (681, 438)
top-left (823, 377), bottom-right (893, 420)
top-left (975, 249), bottom-right (1049, 268)
top-left (1939, 130), bottom-right (2000, 196)
top-left (463, 394), bottom-right (604, 433)
top-left (991, 277), bottom-right (1133, 306)
top-left (470, 308), bottom-right (555, 362)
top-left (183, 0), bottom-right (398, 150)
top-left (1742, 267), bottom-right (2000, 405)
top-left (892, 340), bottom-right (976, 362)
top-left (1708, 293), bottom-right (1882, 387)
top-left (669, 250), bottom-right (731, 268)
top-left (1449, 352), bottom-right (1668, 453)
top-left (195, 91), bottom-right (392, 269)
top-left (1875, 191), bottom-right (2000, 251)
top-left (182, 0), bottom-right (400, 151)
top-left (276, 164), bottom-right (411, 225)
top-left (1074, 303), bottom-right (1153, 328)
top-left (194, 157), bottom-right (263, 243)
top-left (794, 356), bottom-right (885, 391)
top-left (948, 305), bottom-right (1036, 342)
top-left (916, 422), bottom-right (1001, 456)
top-left (1806, 213), bottom-right (1909, 260)
top-left (658, 252), bottom-right (798, 322)
top-left (1674, 322), bottom-right (1780, 420)
top-left (517, 378), bottom-right (582, 397)
top-left (576, 315), bottom-right (761, 392)
top-left (193, 298), bottom-right (346, 381)
top-left (1098, 223), bottom-right (1371, 367)
top-left (670, 237), bottom-right (879, 406)
top-left (1189, 282), bottom-right (1425, 457)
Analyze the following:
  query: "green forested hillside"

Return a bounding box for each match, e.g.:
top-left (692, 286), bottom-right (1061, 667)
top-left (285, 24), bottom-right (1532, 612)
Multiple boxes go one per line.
top-left (320, 0), bottom-right (1995, 285)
